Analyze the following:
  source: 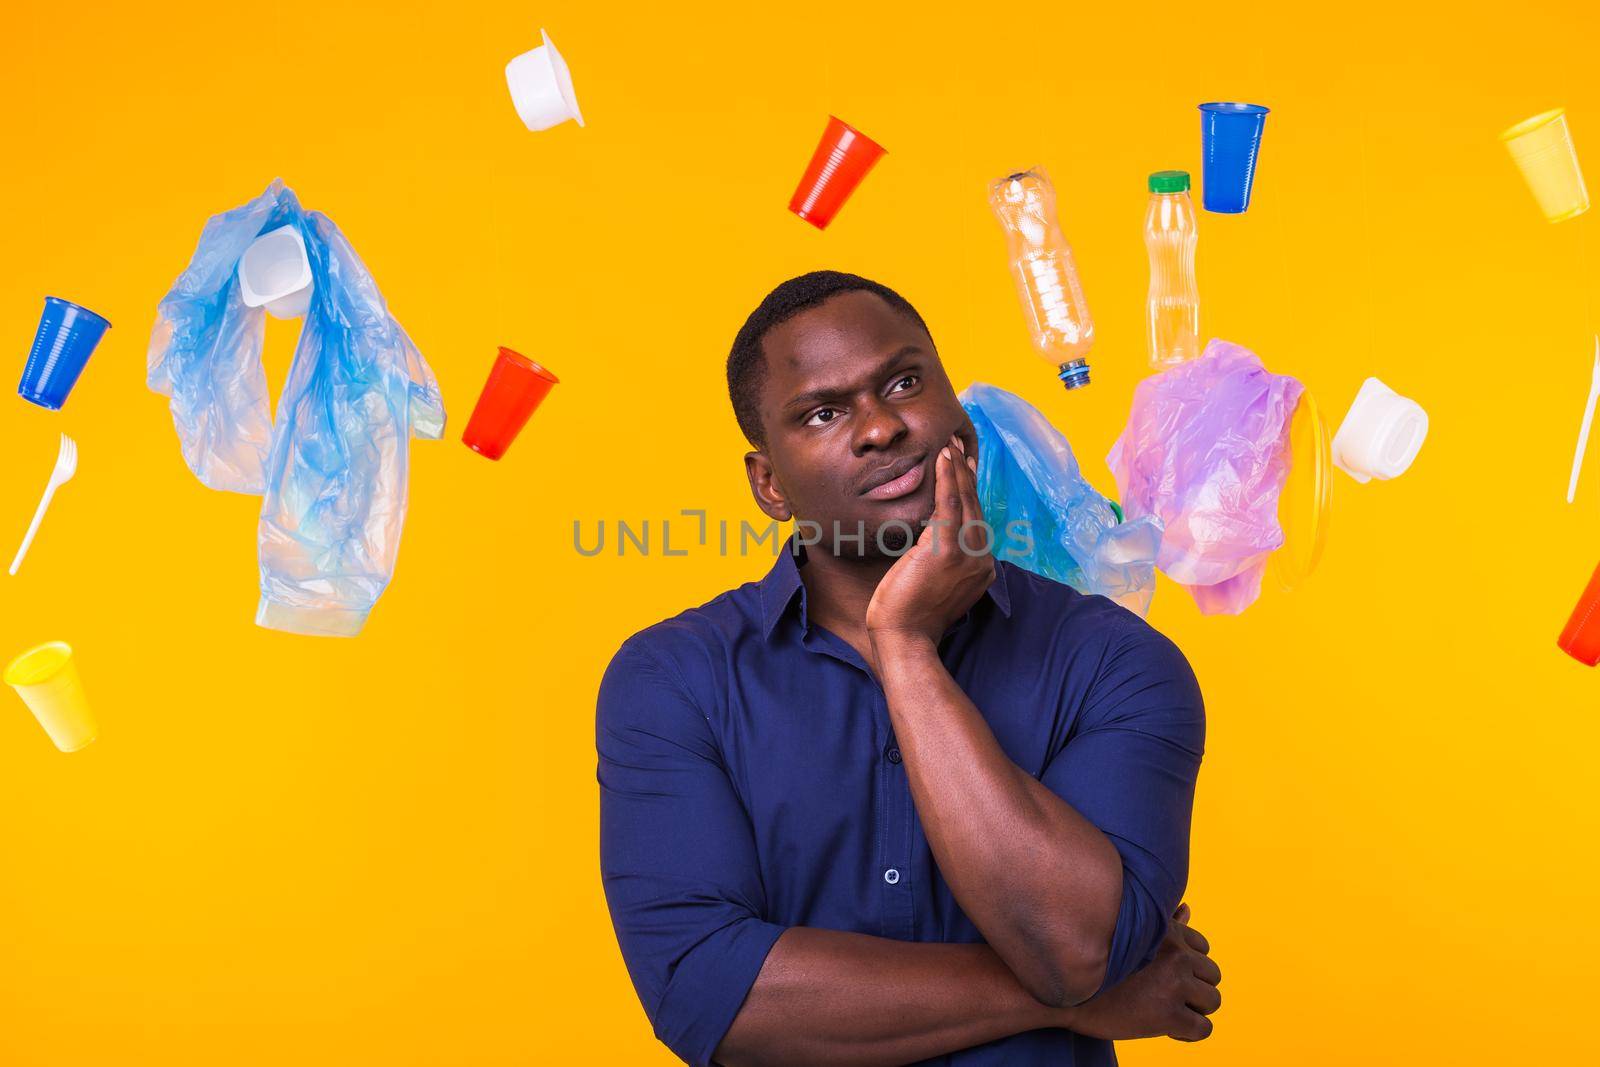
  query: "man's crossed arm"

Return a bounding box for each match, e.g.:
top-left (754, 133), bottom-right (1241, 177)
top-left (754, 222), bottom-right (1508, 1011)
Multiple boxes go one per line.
top-left (716, 909), bottom-right (1218, 1067)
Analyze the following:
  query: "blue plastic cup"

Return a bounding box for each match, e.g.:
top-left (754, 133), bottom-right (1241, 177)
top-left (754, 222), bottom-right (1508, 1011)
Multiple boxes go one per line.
top-left (17, 297), bottom-right (111, 410)
top-left (1199, 103), bottom-right (1270, 214)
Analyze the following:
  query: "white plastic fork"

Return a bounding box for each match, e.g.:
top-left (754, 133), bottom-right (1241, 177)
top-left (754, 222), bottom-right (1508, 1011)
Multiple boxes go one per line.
top-left (1569, 336), bottom-right (1600, 504)
top-left (10, 433), bottom-right (78, 576)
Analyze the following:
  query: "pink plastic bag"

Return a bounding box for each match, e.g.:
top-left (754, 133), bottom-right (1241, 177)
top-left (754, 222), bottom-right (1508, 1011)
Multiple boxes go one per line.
top-left (1106, 339), bottom-right (1303, 615)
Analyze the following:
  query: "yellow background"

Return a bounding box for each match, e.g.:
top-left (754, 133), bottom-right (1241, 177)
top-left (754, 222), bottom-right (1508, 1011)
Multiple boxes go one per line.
top-left (3, 0), bottom-right (1597, 1062)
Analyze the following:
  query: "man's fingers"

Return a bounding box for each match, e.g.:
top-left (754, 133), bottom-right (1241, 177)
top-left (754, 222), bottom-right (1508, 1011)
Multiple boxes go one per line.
top-left (1191, 951), bottom-right (1222, 987)
top-left (937, 446), bottom-right (962, 534)
top-left (1185, 976), bottom-right (1222, 1016)
top-left (921, 446), bottom-right (960, 550)
top-left (949, 436), bottom-right (994, 562)
top-left (951, 434), bottom-right (985, 528)
top-left (1180, 923), bottom-right (1210, 955)
top-left (1170, 1010), bottom-right (1214, 1042)
top-left (1174, 902), bottom-right (1190, 924)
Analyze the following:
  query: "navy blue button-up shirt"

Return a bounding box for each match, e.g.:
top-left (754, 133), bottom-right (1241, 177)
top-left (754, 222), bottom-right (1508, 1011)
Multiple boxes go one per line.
top-left (597, 543), bottom-right (1204, 1066)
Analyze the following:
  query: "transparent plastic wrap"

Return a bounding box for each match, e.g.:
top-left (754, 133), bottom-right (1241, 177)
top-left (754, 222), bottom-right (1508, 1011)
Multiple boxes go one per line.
top-left (148, 180), bottom-right (446, 637)
top-left (1106, 339), bottom-right (1302, 615)
top-left (961, 383), bottom-right (1160, 616)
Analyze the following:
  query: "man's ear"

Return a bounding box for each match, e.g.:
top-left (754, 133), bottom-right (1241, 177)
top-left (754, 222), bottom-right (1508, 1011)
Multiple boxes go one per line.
top-left (744, 450), bottom-right (792, 522)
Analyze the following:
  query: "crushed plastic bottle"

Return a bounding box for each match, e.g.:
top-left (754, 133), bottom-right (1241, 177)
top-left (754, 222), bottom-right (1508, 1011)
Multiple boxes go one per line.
top-left (1144, 170), bottom-right (1200, 367)
top-left (989, 168), bottom-right (1095, 389)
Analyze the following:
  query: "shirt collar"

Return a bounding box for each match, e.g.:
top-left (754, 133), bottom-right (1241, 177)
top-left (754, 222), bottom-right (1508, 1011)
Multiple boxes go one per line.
top-left (758, 536), bottom-right (1013, 642)
top-left (758, 539), bottom-right (807, 639)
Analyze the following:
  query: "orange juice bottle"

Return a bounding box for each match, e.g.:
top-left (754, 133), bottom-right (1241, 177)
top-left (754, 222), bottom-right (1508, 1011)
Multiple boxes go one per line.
top-left (1144, 170), bottom-right (1200, 367)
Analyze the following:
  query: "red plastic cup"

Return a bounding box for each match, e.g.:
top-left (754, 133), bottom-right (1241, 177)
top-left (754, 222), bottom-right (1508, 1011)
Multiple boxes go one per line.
top-left (1559, 560), bottom-right (1600, 666)
top-left (461, 347), bottom-right (559, 460)
top-left (788, 116), bottom-right (887, 230)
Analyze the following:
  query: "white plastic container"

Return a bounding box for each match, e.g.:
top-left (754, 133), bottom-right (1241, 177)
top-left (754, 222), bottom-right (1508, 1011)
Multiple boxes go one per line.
top-left (1331, 377), bottom-right (1428, 483)
top-left (239, 225), bottom-right (313, 319)
top-left (506, 28), bottom-right (584, 132)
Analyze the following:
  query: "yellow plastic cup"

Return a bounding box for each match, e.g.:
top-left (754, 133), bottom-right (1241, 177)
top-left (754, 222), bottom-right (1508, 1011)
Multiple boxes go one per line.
top-left (1270, 390), bottom-right (1332, 592)
top-left (4, 641), bottom-right (97, 752)
top-left (1502, 108), bottom-right (1590, 223)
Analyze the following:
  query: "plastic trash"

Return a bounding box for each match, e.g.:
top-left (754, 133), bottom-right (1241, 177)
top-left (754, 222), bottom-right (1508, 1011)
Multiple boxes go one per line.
top-left (239, 225), bottom-right (313, 319)
top-left (9, 433), bottom-right (77, 576)
top-left (18, 297), bottom-right (111, 410)
top-left (5, 641), bottom-right (96, 752)
top-left (1107, 339), bottom-right (1303, 615)
top-left (960, 383), bottom-right (1160, 616)
top-left (462, 347), bottom-right (559, 460)
top-left (506, 28), bottom-right (584, 131)
top-left (1267, 390), bottom-right (1332, 592)
top-left (989, 168), bottom-right (1096, 389)
top-left (147, 179), bottom-right (445, 637)
top-left (1568, 338), bottom-right (1600, 503)
top-left (1145, 170), bottom-right (1201, 367)
top-left (1559, 558), bottom-right (1600, 665)
top-left (1199, 103), bottom-right (1270, 214)
top-left (1502, 108), bottom-right (1589, 223)
top-left (1331, 377), bottom-right (1428, 483)
top-left (789, 116), bottom-right (886, 230)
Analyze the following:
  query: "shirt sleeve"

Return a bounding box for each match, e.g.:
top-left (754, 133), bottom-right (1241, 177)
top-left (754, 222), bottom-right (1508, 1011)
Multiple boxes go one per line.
top-left (1039, 619), bottom-right (1205, 995)
top-left (596, 638), bottom-right (788, 1067)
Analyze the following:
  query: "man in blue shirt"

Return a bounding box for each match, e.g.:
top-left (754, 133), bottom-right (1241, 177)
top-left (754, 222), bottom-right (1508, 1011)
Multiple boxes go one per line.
top-left (598, 272), bottom-right (1219, 1066)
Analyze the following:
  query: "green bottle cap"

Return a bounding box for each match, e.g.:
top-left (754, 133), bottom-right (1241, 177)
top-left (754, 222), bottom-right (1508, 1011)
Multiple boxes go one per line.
top-left (1148, 170), bottom-right (1190, 194)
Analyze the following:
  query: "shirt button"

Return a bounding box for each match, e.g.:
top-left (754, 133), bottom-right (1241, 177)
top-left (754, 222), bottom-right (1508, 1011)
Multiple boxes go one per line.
top-left (883, 868), bottom-right (901, 885)
top-left (886, 746), bottom-right (902, 764)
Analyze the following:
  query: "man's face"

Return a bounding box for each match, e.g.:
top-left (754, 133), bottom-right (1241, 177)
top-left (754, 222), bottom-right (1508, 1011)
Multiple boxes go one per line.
top-left (745, 290), bottom-right (976, 556)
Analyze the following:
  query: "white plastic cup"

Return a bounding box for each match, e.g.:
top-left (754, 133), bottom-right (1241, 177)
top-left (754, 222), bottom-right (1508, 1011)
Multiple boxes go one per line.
top-left (506, 28), bottom-right (584, 132)
top-left (1331, 377), bottom-right (1429, 483)
top-left (239, 225), bottom-right (313, 319)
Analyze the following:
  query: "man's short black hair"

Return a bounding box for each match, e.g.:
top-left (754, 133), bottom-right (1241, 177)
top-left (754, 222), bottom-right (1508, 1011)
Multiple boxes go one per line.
top-left (727, 270), bottom-right (932, 448)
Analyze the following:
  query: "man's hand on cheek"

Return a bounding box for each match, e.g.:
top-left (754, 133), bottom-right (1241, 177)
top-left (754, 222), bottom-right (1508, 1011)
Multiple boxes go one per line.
top-left (866, 434), bottom-right (996, 671)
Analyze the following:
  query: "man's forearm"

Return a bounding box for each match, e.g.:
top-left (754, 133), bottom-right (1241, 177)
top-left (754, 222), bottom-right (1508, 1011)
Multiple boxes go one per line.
top-left (871, 630), bottom-right (1123, 1006)
top-left (714, 926), bottom-right (1071, 1067)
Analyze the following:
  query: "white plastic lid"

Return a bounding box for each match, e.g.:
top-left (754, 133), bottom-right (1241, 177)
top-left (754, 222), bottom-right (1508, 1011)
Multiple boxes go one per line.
top-left (505, 28), bottom-right (584, 132)
top-left (1331, 377), bottom-right (1428, 483)
top-left (239, 225), bottom-right (313, 318)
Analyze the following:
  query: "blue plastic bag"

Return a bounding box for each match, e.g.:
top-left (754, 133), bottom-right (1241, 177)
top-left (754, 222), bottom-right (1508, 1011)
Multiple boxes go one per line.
top-left (961, 382), bottom-right (1161, 616)
top-left (148, 180), bottom-right (445, 636)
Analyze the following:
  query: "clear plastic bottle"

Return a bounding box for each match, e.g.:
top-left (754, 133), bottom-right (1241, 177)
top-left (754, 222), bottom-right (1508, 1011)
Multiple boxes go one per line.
top-left (989, 168), bottom-right (1095, 390)
top-left (1144, 170), bottom-right (1200, 367)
